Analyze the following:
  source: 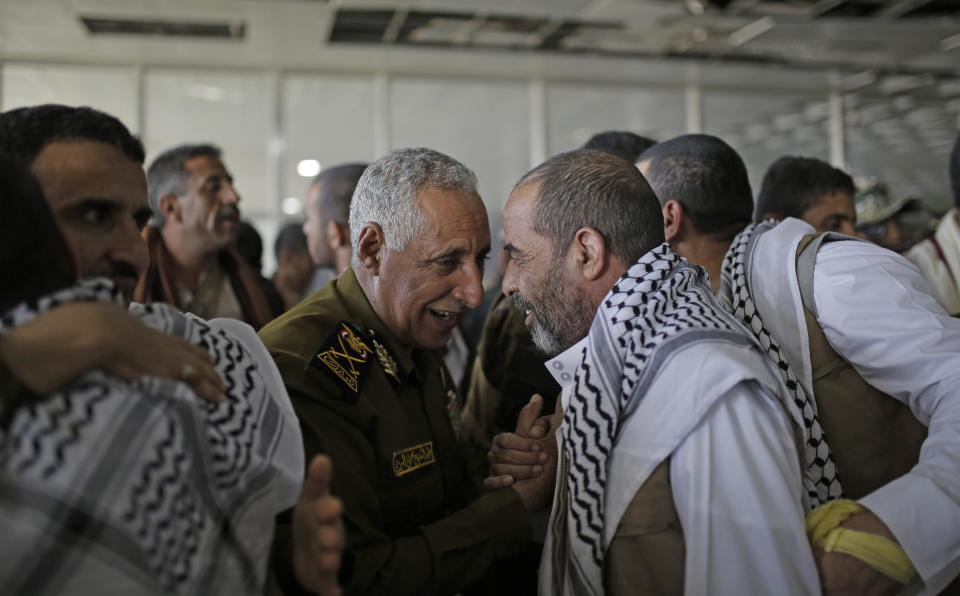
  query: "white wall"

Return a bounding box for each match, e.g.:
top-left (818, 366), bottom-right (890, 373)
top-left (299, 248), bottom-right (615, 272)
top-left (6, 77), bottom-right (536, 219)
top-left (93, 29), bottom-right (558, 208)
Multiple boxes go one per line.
top-left (3, 59), bottom-right (958, 275)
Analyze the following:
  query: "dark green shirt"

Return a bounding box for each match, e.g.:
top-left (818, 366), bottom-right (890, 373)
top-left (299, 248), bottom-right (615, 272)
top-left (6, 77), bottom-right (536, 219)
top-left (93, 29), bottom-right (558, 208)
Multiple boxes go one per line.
top-left (259, 268), bottom-right (531, 595)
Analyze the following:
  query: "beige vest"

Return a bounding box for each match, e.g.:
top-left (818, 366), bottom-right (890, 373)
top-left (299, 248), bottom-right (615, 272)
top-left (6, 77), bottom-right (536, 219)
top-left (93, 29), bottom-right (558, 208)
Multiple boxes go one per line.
top-left (797, 235), bottom-right (960, 594)
top-left (585, 233), bottom-right (940, 594)
top-left (796, 234), bottom-right (928, 500)
top-left (605, 459), bottom-right (685, 596)
top-left (550, 390), bottom-right (684, 596)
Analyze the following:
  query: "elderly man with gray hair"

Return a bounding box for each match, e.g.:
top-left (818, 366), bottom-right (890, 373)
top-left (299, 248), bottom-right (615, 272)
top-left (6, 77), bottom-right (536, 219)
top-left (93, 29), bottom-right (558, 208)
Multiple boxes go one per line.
top-left (259, 147), bottom-right (553, 595)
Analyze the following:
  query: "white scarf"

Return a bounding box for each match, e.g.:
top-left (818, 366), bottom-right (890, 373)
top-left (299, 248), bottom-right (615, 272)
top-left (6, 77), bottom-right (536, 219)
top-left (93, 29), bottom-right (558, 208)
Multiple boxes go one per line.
top-left (719, 221), bottom-right (843, 507)
top-left (556, 243), bottom-right (783, 595)
top-left (0, 279), bottom-right (302, 595)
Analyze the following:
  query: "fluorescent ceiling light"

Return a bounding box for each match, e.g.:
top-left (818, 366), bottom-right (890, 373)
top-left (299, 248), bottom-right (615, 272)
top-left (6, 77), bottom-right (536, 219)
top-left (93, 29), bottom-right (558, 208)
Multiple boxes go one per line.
top-left (282, 197), bottom-right (303, 215)
top-left (297, 159), bottom-right (322, 178)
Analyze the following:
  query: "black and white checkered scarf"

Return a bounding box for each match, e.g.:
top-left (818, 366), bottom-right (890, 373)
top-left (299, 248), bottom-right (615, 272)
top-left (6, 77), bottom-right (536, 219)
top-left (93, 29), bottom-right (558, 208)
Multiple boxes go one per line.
top-left (720, 222), bottom-right (843, 506)
top-left (0, 279), bottom-right (300, 595)
top-left (561, 243), bottom-right (751, 594)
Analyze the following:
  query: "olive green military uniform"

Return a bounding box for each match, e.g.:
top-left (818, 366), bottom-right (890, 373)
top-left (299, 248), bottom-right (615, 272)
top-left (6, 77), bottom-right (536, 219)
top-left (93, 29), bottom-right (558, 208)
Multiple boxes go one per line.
top-left (259, 268), bottom-right (532, 595)
top-left (461, 293), bottom-right (559, 477)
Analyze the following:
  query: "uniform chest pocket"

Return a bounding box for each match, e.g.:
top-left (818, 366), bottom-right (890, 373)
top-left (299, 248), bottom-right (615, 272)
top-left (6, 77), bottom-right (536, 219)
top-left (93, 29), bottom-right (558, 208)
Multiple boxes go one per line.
top-left (375, 441), bottom-right (445, 535)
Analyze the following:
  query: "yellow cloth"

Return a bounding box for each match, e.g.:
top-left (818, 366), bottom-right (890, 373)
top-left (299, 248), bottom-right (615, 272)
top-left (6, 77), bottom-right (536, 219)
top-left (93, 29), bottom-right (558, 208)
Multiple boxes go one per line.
top-left (806, 499), bottom-right (916, 585)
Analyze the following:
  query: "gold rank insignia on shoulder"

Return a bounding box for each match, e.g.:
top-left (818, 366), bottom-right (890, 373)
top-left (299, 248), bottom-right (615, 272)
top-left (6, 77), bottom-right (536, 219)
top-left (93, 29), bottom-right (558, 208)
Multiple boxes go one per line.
top-left (309, 321), bottom-right (372, 395)
top-left (392, 441), bottom-right (436, 477)
top-left (372, 338), bottom-right (400, 383)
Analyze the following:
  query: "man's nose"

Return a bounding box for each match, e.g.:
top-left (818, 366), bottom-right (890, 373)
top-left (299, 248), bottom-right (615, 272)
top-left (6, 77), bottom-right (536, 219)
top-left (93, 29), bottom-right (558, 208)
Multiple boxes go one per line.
top-left (452, 261), bottom-right (484, 309)
top-left (501, 259), bottom-right (518, 299)
top-left (117, 220), bottom-right (149, 277)
top-left (220, 182), bottom-right (240, 206)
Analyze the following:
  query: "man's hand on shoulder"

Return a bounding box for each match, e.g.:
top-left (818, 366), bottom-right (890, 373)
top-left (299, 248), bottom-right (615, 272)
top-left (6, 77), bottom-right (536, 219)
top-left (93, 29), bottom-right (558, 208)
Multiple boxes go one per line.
top-left (293, 455), bottom-right (345, 596)
top-left (0, 302), bottom-right (224, 402)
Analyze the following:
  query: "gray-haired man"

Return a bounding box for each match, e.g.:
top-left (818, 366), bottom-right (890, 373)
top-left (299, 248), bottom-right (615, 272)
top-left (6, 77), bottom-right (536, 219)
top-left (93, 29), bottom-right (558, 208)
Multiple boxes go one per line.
top-left (259, 147), bottom-right (554, 595)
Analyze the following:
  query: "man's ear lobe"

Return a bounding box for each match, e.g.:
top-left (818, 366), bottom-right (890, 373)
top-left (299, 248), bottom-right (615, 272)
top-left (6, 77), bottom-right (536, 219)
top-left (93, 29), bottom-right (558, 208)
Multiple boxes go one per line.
top-left (662, 200), bottom-right (684, 243)
top-left (326, 220), bottom-right (347, 250)
top-left (571, 227), bottom-right (606, 281)
top-left (159, 194), bottom-right (179, 222)
top-left (355, 223), bottom-right (383, 275)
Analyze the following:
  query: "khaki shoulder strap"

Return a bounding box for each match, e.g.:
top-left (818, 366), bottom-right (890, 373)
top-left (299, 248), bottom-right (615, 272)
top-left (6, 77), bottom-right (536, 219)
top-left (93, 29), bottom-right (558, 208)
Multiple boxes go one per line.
top-left (796, 232), bottom-right (827, 317)
top-left (795, 232), bottom-right (846, 373)
top-left (794, 232), bottom-right (928, 499)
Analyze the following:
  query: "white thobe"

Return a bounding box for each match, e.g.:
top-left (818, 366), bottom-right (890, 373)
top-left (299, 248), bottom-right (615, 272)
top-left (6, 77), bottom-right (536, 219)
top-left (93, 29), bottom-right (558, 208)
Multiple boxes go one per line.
top-left (542, 338), bottom-right (821, 596)
top-left (814, 237), bottom-right (960, 594)
top-left (905, 209), bottom-right (960, 316)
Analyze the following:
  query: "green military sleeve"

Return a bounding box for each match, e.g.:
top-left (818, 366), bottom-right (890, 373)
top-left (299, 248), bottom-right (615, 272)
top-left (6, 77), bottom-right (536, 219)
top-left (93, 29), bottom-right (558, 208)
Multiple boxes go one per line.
top-left (260, 270), bottom-right (535, 595)
top-left (285, 377), bottom-right (531, 596)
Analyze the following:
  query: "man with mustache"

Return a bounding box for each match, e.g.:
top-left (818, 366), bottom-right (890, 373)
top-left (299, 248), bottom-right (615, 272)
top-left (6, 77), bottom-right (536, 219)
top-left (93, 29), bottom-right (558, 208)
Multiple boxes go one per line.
top-left (135, 143), bottom-right (283, 328)
top-left (259, 147), bottom-right (553, 595)
top-left (0, 104), bottom-right (344, 595)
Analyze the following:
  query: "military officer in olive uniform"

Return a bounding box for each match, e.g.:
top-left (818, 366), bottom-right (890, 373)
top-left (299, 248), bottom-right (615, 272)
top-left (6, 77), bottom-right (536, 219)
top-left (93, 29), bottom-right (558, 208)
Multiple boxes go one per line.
top-left (260, 147), bottom-right (556, 595)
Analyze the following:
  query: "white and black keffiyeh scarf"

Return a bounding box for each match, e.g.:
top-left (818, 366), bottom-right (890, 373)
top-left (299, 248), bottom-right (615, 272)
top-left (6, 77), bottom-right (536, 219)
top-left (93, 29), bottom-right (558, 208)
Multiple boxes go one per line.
top-left (560, 244), bottom-right (753, 595)
top-left (720, 222), bottom-right (843, 506)
top-left (0, 279), bottom-right (300, 595)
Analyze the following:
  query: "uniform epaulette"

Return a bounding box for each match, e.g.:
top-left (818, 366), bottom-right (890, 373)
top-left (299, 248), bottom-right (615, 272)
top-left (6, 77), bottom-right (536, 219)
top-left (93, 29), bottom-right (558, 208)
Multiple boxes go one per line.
top-left (308, 320), bottom-right (373, 401)
top-left (365, 328), bottom-right (401, 386)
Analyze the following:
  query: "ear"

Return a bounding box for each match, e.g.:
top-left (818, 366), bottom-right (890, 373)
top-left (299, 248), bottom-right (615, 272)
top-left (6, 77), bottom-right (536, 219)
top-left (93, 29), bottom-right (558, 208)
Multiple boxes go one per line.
top-left (568, 226), bottom-right (607, 282)
top-left (355, 222), bottom-right (384, 275)
top-left (159, 194), bottom-right (179, 223)
top-left (662, 200), bottom-right (684, 243)
top-left (326, 220), bottom-right (347, 250)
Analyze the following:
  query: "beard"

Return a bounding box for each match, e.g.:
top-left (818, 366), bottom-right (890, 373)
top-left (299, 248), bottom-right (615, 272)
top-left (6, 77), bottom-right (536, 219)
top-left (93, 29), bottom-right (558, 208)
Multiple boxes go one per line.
top-left (511, 266), bottom-right (593, 355)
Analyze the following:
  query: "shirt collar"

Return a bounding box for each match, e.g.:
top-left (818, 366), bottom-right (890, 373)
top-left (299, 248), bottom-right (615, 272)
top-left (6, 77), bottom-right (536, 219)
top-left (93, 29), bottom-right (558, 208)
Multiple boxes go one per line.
top-left (544, 337), bottom-right (588, 388)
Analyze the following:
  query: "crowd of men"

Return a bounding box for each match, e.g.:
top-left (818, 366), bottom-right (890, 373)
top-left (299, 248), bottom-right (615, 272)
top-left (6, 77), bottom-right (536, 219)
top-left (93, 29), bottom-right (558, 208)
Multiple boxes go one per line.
top-left (0, 102), bottom-right (959, 596)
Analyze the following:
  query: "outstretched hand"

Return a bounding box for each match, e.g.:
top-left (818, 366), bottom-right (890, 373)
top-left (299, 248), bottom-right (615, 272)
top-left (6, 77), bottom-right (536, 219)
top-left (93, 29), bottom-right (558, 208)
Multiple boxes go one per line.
top-left (293, 455), bottom-right (345, 596)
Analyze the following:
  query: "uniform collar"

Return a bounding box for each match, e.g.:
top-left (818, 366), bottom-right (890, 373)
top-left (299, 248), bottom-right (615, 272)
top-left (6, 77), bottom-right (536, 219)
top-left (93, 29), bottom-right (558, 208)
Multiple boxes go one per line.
top-left (337, 267), bottom-right (420, 383)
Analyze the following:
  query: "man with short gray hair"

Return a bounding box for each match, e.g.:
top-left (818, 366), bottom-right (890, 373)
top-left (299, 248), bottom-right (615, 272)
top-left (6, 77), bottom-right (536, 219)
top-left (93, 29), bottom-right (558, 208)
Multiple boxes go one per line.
top-left (259, 147), bottom-right (550, 595)
top-left (135, 143), bottom-right (283, 328)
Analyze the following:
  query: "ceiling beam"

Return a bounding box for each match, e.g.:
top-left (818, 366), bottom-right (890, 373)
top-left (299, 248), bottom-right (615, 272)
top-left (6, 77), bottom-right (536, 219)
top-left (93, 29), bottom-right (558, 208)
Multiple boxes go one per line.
top-left (808, 0), bottom-right (850, 17)
top-left (875, 0), bottom-right (933, 19)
